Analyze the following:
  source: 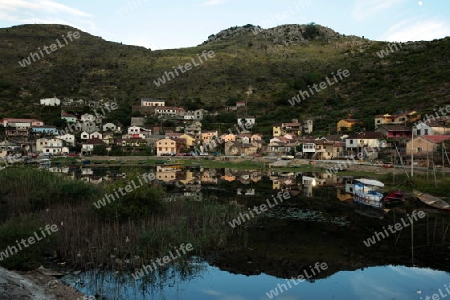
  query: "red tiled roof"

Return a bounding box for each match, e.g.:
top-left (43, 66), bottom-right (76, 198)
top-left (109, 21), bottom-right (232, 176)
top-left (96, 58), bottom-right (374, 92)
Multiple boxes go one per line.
top-left (420, 135), bottom-right (450, 144)
top-left (2, 118), bottom-right (42, 123)
top-left (156, 106), bottom-right (184, 111)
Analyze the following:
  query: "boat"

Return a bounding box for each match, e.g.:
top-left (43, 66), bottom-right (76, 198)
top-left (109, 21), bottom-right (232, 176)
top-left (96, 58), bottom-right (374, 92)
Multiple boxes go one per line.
top-left (383, 190), bottom-right (404, 205)
top-left (353, 178), bottom-right (384, 208)
top-left (413, 190), bottom-right (450, 211)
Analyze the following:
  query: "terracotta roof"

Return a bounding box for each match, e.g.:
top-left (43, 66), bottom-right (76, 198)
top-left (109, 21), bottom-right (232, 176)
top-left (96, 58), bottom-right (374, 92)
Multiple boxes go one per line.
top-left (420, 135), bottom-right (450, 144)
top-left (156, 106), bottom-right (184, 111)
top-left (2, 118), bottom-right (42, 123)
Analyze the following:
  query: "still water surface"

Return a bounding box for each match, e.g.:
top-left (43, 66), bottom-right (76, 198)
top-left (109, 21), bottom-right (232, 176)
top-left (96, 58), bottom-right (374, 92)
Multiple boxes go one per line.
top-left (53, 166), bottom-right (449, 299)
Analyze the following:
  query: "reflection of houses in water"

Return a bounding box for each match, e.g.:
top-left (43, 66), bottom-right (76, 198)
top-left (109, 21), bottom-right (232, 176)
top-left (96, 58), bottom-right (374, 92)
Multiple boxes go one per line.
top-left (301, 174), bottom-right (317, 198)
top-left (183, 191), bottom-right (203, 201)
top-left (81, 167), bottom-right (93, 176)
top-left (221, 169), bottom-right (262, 183)
top-left (250, 171), bottom-right (262, 182)
top-left (315, 172), bottom-right (337, 187)
top-left (79, 167), bottom-right (103, 184)
top-left (237, 188), bottom-right (255, 196)
top-left (81, 176), bottom-right (103, 184)
top-left (201, 169), bottom-right (218, 184)
top-left (272, 177), bottom-right (296, 190)
top-left (48, 166), bottom-right (70, 174)
top-left (221, 175), bottom-right (236, 182)
top-left (336, 188), bottom-right (353, 202)
top-left (179, 170), bottom-right (199, 185)
top-left (333, 175), bottom-right (354, 194)
top-left (156, 166), bottom-right (177, 183)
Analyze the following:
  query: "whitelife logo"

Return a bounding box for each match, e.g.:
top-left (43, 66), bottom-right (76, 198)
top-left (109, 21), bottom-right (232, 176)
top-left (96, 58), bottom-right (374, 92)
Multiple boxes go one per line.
top-left (376, 42), bottom-right (405, 58)
top-left (18, 31), bottom-right (81, 67)
top-left (228, 191), bottom-right (291, 228)
top-left (93, 172), bottom-right (156, 209)
top-left (265, 262), bottom-right (328, 298)
top-left (363, 210), bottom-right (426, 247)
top-left (0, 224), bottom-right (59, 261)
top-left (288, 69), bottom-right (350, 106)
top-left (153, 50), bottom-right (215, 87)
top-left (131, 243), bottom-right (194, 280)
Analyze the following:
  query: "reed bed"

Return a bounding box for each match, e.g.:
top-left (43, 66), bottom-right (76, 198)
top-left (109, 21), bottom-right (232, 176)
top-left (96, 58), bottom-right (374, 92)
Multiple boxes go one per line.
top-left (0, 168), bottom-right (241, 271)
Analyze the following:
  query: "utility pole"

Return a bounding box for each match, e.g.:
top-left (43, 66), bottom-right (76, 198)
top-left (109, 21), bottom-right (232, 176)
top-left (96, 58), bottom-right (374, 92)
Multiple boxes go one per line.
top-left (411, 126), bottom-right (414, 178)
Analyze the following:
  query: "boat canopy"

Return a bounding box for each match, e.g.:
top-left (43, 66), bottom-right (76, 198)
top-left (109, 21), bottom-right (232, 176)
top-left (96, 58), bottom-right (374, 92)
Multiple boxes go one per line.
top-left (355, 178), bottom-right (384, 188)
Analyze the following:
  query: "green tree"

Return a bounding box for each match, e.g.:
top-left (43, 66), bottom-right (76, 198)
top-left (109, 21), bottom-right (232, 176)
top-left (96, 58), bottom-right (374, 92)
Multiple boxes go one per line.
top-left (92, 145), bottom-right (108, 155)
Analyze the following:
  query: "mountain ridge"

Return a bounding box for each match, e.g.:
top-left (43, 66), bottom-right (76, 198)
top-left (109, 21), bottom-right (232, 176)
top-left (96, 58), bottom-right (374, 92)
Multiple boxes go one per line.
top-left (0, 23), bottom-right (449, 135)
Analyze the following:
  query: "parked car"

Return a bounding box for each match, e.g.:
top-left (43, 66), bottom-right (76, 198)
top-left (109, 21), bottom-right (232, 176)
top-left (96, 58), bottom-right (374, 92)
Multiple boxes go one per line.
top-left (68, 153), bottom-right (79, 157)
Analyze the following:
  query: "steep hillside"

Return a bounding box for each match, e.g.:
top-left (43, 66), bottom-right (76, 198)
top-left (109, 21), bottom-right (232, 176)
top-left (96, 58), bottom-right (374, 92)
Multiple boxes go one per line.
top-left (0, 24), bottom-right (449, 134)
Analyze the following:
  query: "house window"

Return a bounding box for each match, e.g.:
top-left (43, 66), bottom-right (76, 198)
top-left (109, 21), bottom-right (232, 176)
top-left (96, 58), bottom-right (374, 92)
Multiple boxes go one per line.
top-left (424, 129), bottom-right (428, 135)
top-left (417, 147), bottom-right (423, 152)
top-left (350, 140), bottom-right (354, 144)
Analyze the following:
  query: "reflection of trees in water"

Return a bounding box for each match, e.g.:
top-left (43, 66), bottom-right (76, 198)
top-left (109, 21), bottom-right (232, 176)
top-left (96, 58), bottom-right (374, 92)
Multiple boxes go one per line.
top-left (70, 259), bottom-right (206, 299)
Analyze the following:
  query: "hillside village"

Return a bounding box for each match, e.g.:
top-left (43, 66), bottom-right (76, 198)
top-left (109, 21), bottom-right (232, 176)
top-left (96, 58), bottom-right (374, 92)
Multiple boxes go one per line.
top-left (1, 97), bottom-right (450, 166)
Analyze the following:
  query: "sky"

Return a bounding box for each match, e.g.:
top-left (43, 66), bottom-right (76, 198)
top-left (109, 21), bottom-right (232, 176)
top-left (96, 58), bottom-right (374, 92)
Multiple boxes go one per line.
top-left (0, 0), bottom-right (449, 50)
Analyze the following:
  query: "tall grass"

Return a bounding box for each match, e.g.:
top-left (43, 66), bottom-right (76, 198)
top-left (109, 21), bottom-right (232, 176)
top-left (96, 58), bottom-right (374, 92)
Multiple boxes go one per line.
top-left (0, 168), bottom-right (241, 271)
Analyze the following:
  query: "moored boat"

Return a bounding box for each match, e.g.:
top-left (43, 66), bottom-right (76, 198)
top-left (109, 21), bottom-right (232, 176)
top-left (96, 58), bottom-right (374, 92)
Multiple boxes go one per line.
top-left (413, 190), bottom-right (450, 211)
top-left (383, 190), bottom-right (404, 205)
top-left (353, 178), bottom-right (384, 208)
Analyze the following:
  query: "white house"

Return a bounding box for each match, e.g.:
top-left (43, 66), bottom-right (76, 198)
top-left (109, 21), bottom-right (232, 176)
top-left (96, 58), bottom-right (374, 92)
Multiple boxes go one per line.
top-left (416, 118), bottom-right (450, 136)
top-left (103, 123), bottom-right (119, 132)
top-left (80, 113), bottom-right (96, 123)
top-left (303, 119), bottom-right (314, 134)
top-left (127, 126), bottom-right (151, 139)
top-left (36, 138), bottom-right (65, 154)
top-left (89, 131), bottom-right (103, 140)
top-left (155, 107), bottom-right (185, 116)
top-left (82, 139), bottom-right (106, 155)
top-left (141, 98), bottom-right (165, 107)
top-left (40, 97), bottom-right (61, 106)
top-left (345, 132), bottom-right (384, 150)
top-left (80, 131), bottom-right (90, 140)
top-left (56, 133), bottom-right (75, 146)
top-left (302, 142), bottom-right (316, 154)
top-left (237, 117), bottom-right (256, 127)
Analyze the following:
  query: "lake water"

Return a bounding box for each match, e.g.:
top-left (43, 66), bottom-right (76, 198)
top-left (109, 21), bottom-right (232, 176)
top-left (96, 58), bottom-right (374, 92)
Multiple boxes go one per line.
top-left (53, 166), bottom-right (450, 299)
top-left (63, 262), bottom-right (450, 300)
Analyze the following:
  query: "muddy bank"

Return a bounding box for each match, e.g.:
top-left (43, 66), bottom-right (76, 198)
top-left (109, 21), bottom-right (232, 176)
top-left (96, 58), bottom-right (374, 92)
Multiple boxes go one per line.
top-left (0, 266), bottom-right (86, 300)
